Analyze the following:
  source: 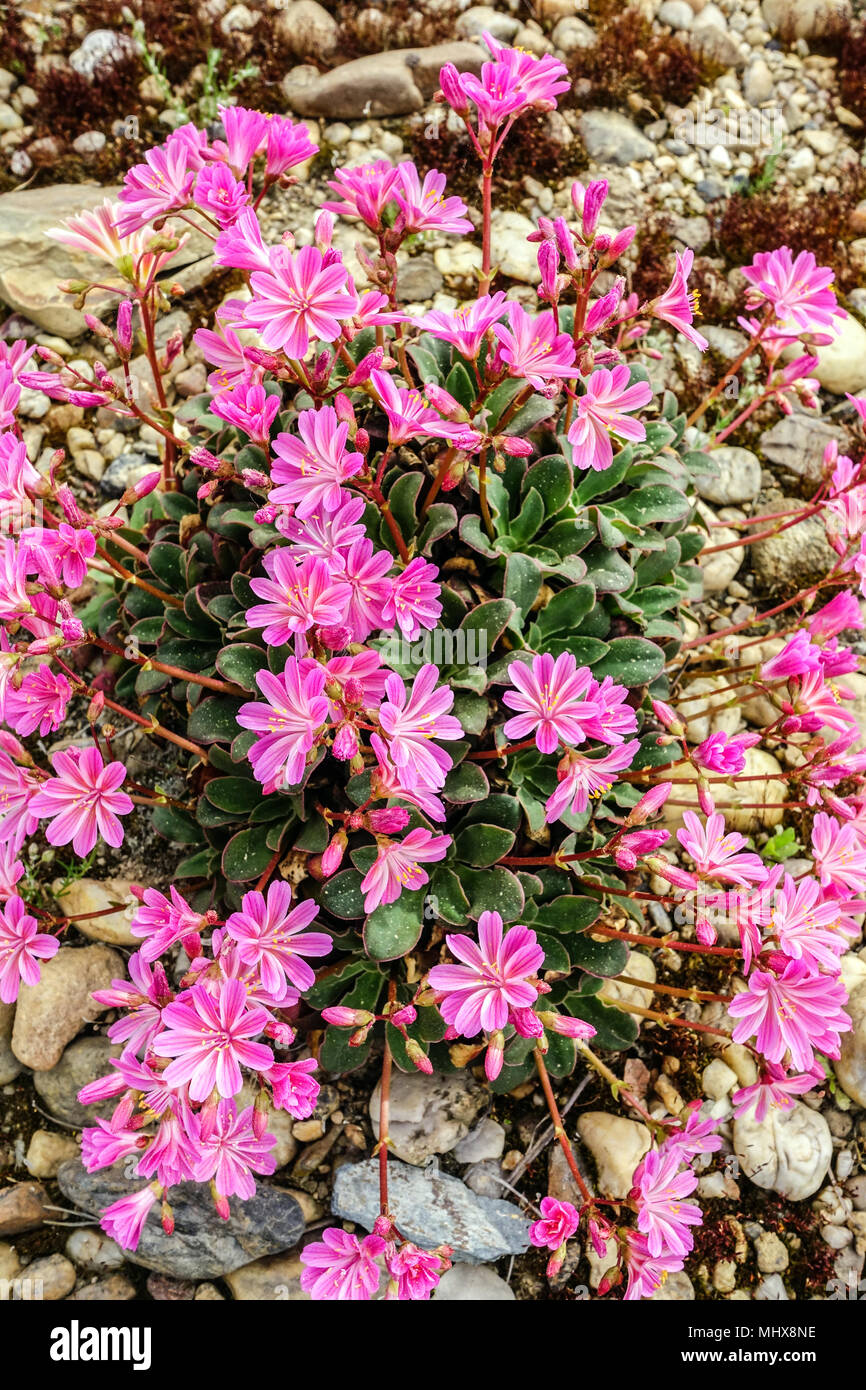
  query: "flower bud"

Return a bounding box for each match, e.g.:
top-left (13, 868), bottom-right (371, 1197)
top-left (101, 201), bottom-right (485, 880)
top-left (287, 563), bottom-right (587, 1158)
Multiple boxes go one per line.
top-left (406, 1038), bottom-right (433, 1074)
top-left (161, 1200), bottom-right (175, 1236)
top-left (485, 1031), bottom-right (505, 1082)
top-left (652, 699), bottom-right (685, 737)
top-left (626, 782), bottom-right (673, 825)
top-left (116, 300), bottom-right (134, 358)
top-left (321, 830), bottom-right (348, 877)
top-left (322, 1005), bottom-right (373, 1028)
top-left (438, 63), bottom-right (470, 115)
top-left (695, 915), bottom-right (717, 947)
top-left (389, 1004), bottom-right (417, 1028)
top-left (121, 468), bottom-right (162, 505)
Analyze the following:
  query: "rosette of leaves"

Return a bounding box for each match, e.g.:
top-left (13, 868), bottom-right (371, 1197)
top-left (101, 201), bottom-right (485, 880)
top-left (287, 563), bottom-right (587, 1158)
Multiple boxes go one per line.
top-left (76, 324), bottom-right (713, 1089)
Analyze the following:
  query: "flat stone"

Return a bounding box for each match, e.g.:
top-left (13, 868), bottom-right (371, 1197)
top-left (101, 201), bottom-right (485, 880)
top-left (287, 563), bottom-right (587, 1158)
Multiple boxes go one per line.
top-left (759, 411), bottom-right (841, 488)
top-left (282, 43), bottom-right (484, 120)
top-left (0, 1001), bottom-right (21, 1085)
top-left (11, 945), bottom-right (123, 1071)
top-left (0, 1182), bottom-right (50, 1237)
top-left (34, 1035), bottom-right (120, 1127)
top-left (733, 1100), bottom-right (831, 1201)
top-left (224, 1251), bottom-right (308, 1300)
top-left (332, 1158), bottom-right (531, 1263)
top-left (578, 110), bottom-right (656, 166)
top-left (57, 1160), bottom-right (306, 1279)
top-left (649, 1269), bottom-right (696, 1299)
top-left (576, 1113), bottom-right (651, 1199)
top-left (52, 877), bottom-right (139, 946)
top-left (454, 1119), bottom-right (506, 1165)
top-left (370, 1070), bottom-right (487, 1166)
top-left (69, 1274), bottom-right (137, 1300)
top-left (433, 1264), bottom-right (516, 1299)
top-left (696, 446), bottom-right (761, 506)
top-left (807, 312), bottom-right (866, 396)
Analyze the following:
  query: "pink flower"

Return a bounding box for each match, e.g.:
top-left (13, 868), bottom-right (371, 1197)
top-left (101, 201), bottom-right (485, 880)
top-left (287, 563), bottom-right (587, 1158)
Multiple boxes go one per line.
top-left (567, 365), bottom-right (653, 472)
top-left (376, 664), bottom-right (462, 791)
top-left (324, 161), bottom-right (402, 229)
top-left (264, 115), bottom-right (318, 179)
top-left (29, 746), bottom-right (133, 857)
top-left (676, 811), bottom-right (766, 886)
top-left (238, 658), bottom-right (330, 790)
top-left (6, 667), bottom-right (71, 737)
top-left (0, 751), bottom-right (40, 852)
top-left (100, 1185), bottom-right (160, 1251)
top-left (211, 381), bottom-right (280, 447)
top-left (731, 1063), bottom-right (820, 1124)
top-left (0, 842), bottom-right (24, 900)
top-left (210, 104), bottom-right (268, 176)
top-left (93, 952), bottom-right (170, 1054)
top-left (278, 494), bottom-right (367, 565)
top-left (392, 164), bottom-right (472, 235)
top-left (300, 1227), bottom-right (386, 1301)
top-left (692, 730), bottom-right (759, 776)
top-left (502, 653), bottom-right (601, 754)
top-left (194, 163), bottom-right (248, 227)
top-left (529, 1197), bottom-right (579, 1251)
top-left (360, 828), bottom-right (451, 912)
top-left (246, 551), bottom-right (351, 646)
top-left (649, 248), bottom-right (708, 352)
top-left (812, 811), bottom-right (866, 894)
top-left (0, 895), bottom-right (59, 1004)
top-left (213, 205), bottom-right (272, 273)
top-left (728, 958), bottom-right (851, 1071)
top-left (581, 674), bottom-right (638, 745)
top-left (634, 1147), bottom-right (701, 1259)
top-left (340, 539), bottom-right (393, 641)
top-left (267, 1057), bottom-right (320, 1118)
top-left (428, 909), bottom-right (544, 1035)
top-left (116, 139), bottom-right (196, 236)
top-left (245, 245), bottom-right (357, 358)
top-left (771, 873), bottom-right (846, 972)
top-left (741, 247), bottom-right (844, 337)
top-left (194, 1099), bottom-right (277, 1201)
top-left (225, 880), bottom-right (330, 995)
top-left (130, 884), bottom-right (207, 963)
top-left (413, 293), bottom-right (509, 359)
top-left (545, 740), bottom-right (640, 822)
top-left (492, 304), bottom-right (576, 390)
top-left (381, 557), bottom-right (442, 641)
top-left (152, 978), bottom-right (273, 1101)
top-left (270, 406), bottom-right (364, 518)
top-left (41, 522), bottom-right (97, 588)
top-left (663, 1100), bottom-right (722, 1162)
top-left (386, 1243), bottom-right (446, 1300)
top-left (369, 369), bottom-right (477, 448)
top-left (624, 1230), bottom-right (684, 1301)
top-left (81, 1112), bottom-right (146, 1172)
top-left (760, 630), bottom-right (822, 681)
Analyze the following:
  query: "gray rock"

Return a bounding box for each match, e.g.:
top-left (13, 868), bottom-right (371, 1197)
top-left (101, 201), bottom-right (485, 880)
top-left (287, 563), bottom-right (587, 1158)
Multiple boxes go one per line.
top-left (72, 131), bottom-right (107, 156)
top-left (370, 1070), bottom-right (487, 1166)
top-left (396, 255), bottom-right (444, 303)
top-left (69, 29), bottom-right (137, 80)
top-left (733, 1100), bottom-right (832, 1201)
top-left (658, 0), bottom-right (695, 28)
top-left (99, 453), bottom-right (159, 499)
top-left (70, 1274), bottom-right (137, 1300)
top-left (751, 499), bottom-right (839, 597)
top-left (454, 1118), bottom-right (506, 1165)
top-left (11, 945), bottom-right (123, 1071)
top-left (577, 110), bottom-right (655, 166)
top-left (333, 1158), bottom-right (531, 1263)
top-left (743, 59), bottom-right (774, 106)
top-left (274, 0), bottom-right (339, 58)
top-left (433, 1264), bottom-right (516, 1300)
top-left (551, 17), bottom-right (597, 52)
top-left (463, 1160), bottom-right (506, 1197)
top-left (34, 1035), bottom-right (123, 1127)
top-left (456, 7), bottom-right (522, 41)
top-left (282, 43), bottom-right (484, 120)
top-left (696, 446), bottom-right (761, 506)
top-left (66, 1228), bottom-right (126, 1272)
top-left (57, 1160), bottom-right (305, 1279)
top-left (669, 215), bottom-right (711, 255)
top-left (0, 1001), bottom-right (21, 1085)
top-left (762, 0), bottom-right (850, 41)
top-left (649, 1269), bottom-right (696, 1300)
top-left (0, 1182), bottom-right (50, 1236)
top-left (833, 980), bottom-right (866, 1107)
top-left (702, 324), bottom-right (749, 359)
top-left (754, 1273), bottom-right (789, 1300)
top-left (759, 411), bottom-right (840, 487)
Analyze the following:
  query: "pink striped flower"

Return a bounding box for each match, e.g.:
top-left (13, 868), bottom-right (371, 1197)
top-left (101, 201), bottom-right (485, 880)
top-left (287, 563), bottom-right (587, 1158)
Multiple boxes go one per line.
top-left (492, 304), bottom-right (576, 390)
top-left (6, 667), bottom-right (71, 738)
top-left (299, 1227), bottom-right (386, 1301)
top-left (545, 740), bottom-right (640, 823)
top-left (812, 811), bottom-right (866, 894)
top-left (382, 557), bottom-right (442, 641)
top-left (771, 873), bottom-right (846, 972)
top-left (100, 1185), bottom-right (160, 1251)
top-left (245, 245), bottom-right (357, 358)
top-left (225, 880), bottom-right (330, 996)
top-left (413, 293), bottom-right (509, 359)
top-left (728, 958), bottom-right (851, 1071)
top-left (624, 1230), bottom-right (684, 1301)
top-left (376, 664), bottom-right (463, 791)
top-left (369, 369), bottom-right (479, 448)
top-left (267, 1057), bottom-right (320, 1118)
top-left (741, 246), bottom-right (844, 337)
top-left (246, 551), bottom-right (351, 646)
top-left (340, 539), bottom-right (394, 642)
top-left (0, 895), bottom-right (59, 1004)
top-left (116, 139), bottom-right (196, 237)
top-left (529, 1197), bottom-right (579, 1252)
top-left (264, 115), bottom-right (318, 179)
top-left (649, 248), bottom-right (708, 352)
top-left (692, 730), bottom-right (759, 776)
top-left (731, 1063), bottom-right (821, 1124)
top-left (29, 746), bottom-right (132, 857)
top-left (386, 1243), bottom-right (447, 1300)
top-left (567, 365), bottom-right (653, 472)
top-left (0, 751), bottom-right (40, 852)
top-left (239, 658), bottom-right (330, 791)
top-left (502, 652), bottom-right (601, 754)
top-left (676, 811), bottom-right (766, 886)
top-left (193, 1099), bottom-right (277, 1203)
top-left (152, 977), bottom-right (273, 1101)
top-left (211, 381), bottom-right (280, 447)
top-left (194, 163), bottom-right (248, 227)
top-left (270, 406), bottom-right (364, 518)
top-left (429, 909), bottom-right (544, 1036)
top-left (360, 828), bottom-right (451, 912)
top-left (392, 164), bottom-right (472, 235)
top-left (324, 161), bottom-right (403, 229)
top-left (634, 1147), bottom-right (702, 1259)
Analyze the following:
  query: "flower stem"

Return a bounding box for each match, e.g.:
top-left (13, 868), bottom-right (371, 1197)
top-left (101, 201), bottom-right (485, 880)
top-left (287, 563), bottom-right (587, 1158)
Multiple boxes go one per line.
top-left (534, 1047), bottom-right (592, 1204)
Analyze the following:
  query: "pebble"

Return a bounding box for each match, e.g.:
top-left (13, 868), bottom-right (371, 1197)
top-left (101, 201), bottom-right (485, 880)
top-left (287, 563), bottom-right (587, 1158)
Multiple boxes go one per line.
top-left (578, 110), bottom-right (656, 166)
top-left (751, 498), bottom-right (839, 597)
top-left (24, 1130), bottom-right (80, 1179)
top-left (23, 1253), bottom-right (76, 1300)
top-left (11, 945), bottom-right (123, 1071)
top-left (454, 1119), bottom-right (507, 1165)
top-left (755, 1273), bottom-right (789, 1300)
top-left (0, 1002), bottom-right (21, 1085)
top-left (369, 1071), bottom-right (486, 1166)
top-left (69, 1275), bottom-right (138, 1300)
top-left (66, 1228), bottom-right (126, 1272)
top-left (702, 1059), bottom-right (738, 1101)
top-left (52, 878), bottom-right (139, 947)
top-left (0, 1183), bottom-right (49, 1237)
top-left (755, 1231), bottom-right (789, 1272)
top-left (697, 446), bottom-right (761, 506)
top-left (34, 1035), bottom-right (119, 1127)
top-left (224, 1251), bottom-right (308, 1301)
top-left (433, 1265), bottom-right (516, 1300)
top-left (734, 1100), bottom-right (832, 1201)
top-left (332, 1158), bottom-right (530, 1263)
top-left (576, 1113), bottom-right (651, 1199)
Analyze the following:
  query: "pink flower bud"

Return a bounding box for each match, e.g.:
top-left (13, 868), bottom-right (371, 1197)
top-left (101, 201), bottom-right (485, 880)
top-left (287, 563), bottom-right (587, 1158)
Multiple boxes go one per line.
top-left (697, 780), bottom-right (715, 817)
top-left (161, 1201), bottom-right (175, 1236)
top-left (626, 782), bottom-right (673, 825)
top-left (367, 807), bottom-right (410, 833)
top-left (581, 178), bottom-right (608, 236)
top-left (646, 857), bottom-right (698, 891)
top-left (498, 435), bottom-right (533, 456)
top-left (241, 468), bottom-right (270, 489)
top-left (652, 699), bottom-right (685, 737)
top-left (332, 724), bottom-right (359, 760)
top-left (322, 1006), bottom-right (374, 1028)
top-left (121, 469), bottom-right (161, 504)
top-left (321, 830), bottom-right (348, 877)
top-left (254, 504), bottom-right (279, 525)
top-left (190, 446), bottom-right (222, 472)
top-left (438, 63), bottom-right (470, 115)
top-left (511, 1007), bottom-right (545, 1038)
top-left (602, 225), bottom-right (636, 264)
top-left (406, 1037), bottom-right (434, 1075)
top-left (695, 915), bottom-right (717, 947)
top-left (538, 1011), bottom-right (597, 1040)
top-left (485, 1031), bottom-right (505, 1081)
top-left (390, 1004), bottom-right (417, 1028)
top-left (117, 300), bottom-right (133, 357)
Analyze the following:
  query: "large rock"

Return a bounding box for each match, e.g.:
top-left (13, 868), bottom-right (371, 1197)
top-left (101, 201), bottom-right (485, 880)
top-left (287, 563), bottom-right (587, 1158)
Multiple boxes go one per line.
top-left (273, 1), bottom-right (339, 58)
top-left (697, 446), bottom-right (761, 507)
top-left (807, 313), bottom-right (866, 396)
top-left (659, 746), bottom-right (787, 834)
top-left (833, 977), bottom-right (866, 1107)
top-left (577, 110), bottom-right (655, 166)
top-left (733, 1100), bottom-right (832, 1201)
top-left (34, 1035), bottom-right (121, 1126)
top-left (282, 42), bottom-right (484, 119)
top-left (57, 1161), bottom-right (306, 1279)
top-left (0, 1001), bottom-right (21, 1085)
top-left (762, 0), bottom-right (851, 41)
top-left (751, 499), bottom-right (838, 597)
top-left (491, 211), bottom-right (539, 284)
top-left (433, 1264), bottom-right (516, 1299)
top-left (332, 1158), bottom-right (531, 1263)
top-left (0, 1182), bottom-right (50, 1236)
top-left (11, 945), bottom-right (123, 1071)
top-left (53, 877), bottom-right (138, 947)
top-left (0, 185), bottom-right (213, 337)
top-left (576, 1112), bottom-right (651, 1198)
top-left (759, 411), bottom-right (842, 489)
top-left (369, 1070), bottom-right (487, 1166)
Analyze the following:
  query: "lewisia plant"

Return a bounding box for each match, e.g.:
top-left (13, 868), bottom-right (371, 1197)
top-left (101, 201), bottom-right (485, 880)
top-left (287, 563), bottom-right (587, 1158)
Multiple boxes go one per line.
top-left (1, 32), bottom-right (864, 1301)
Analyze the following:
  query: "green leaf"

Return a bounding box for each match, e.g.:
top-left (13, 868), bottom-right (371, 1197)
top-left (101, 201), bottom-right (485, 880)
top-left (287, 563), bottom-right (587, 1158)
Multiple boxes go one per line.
top-left (320, 869), bottom-right (366, 919)
top-left (567, 934), bottom-right (628, 976)
top-left (363, 892), bottom-right (424, 961)
top-left (590, 636), bottom-right (664, 687)
top-left (387, 471), bottom-right (424, 542)
top-left (151, 805), bottom-right (204, 845)
top-left (445, 360), bottom-right (475, 410)
top-left (442, 761), bottom-right (489, 803)
top-left (581, 543), bottom-right (634, 593)
top-left (215, 644), bottom-right (267, 691)
top-left (463, 866), bottom-right (525, 921)
top-left (507, 489), bottom-right (544, 547)
top-left (187, 697), bottom-right (243, 744)
top-left (204, 777), bottom-right (262, 814)
top-left (455, 822), bottom-right (516, 867)
top-left (563, 993), bottom-right (639, 1050)
top-left (148, 543), bottom-right (185, 592)
top-left (221, 828), bottom-right (277, 882)
top-left (536, 583), bottom-right (595, 637)
top-left (504, 552), bottom-right (542, 623)
top-left (523, 455), bottom-right (573, 517)
top-left (174, 848), bottom-right (218, 878)
top-left (507, 394), bottom-right (556, 435)
top-left (451, 691), bottom-right (489, 738)
top-left (457, 598), bottom-right (514, 663)
top-left (319, 1025), bottom-right (373, 1074)
top-left (616, 485), bottom-right (691, 526)
top-left (429, 866), bottom-right (470, 925)
top-left (532, 895), bottom-right (601, 933)
top-left (535, 932), bottom-right (570, 974)
top-left (575, 447), bottom-right (633, 503)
